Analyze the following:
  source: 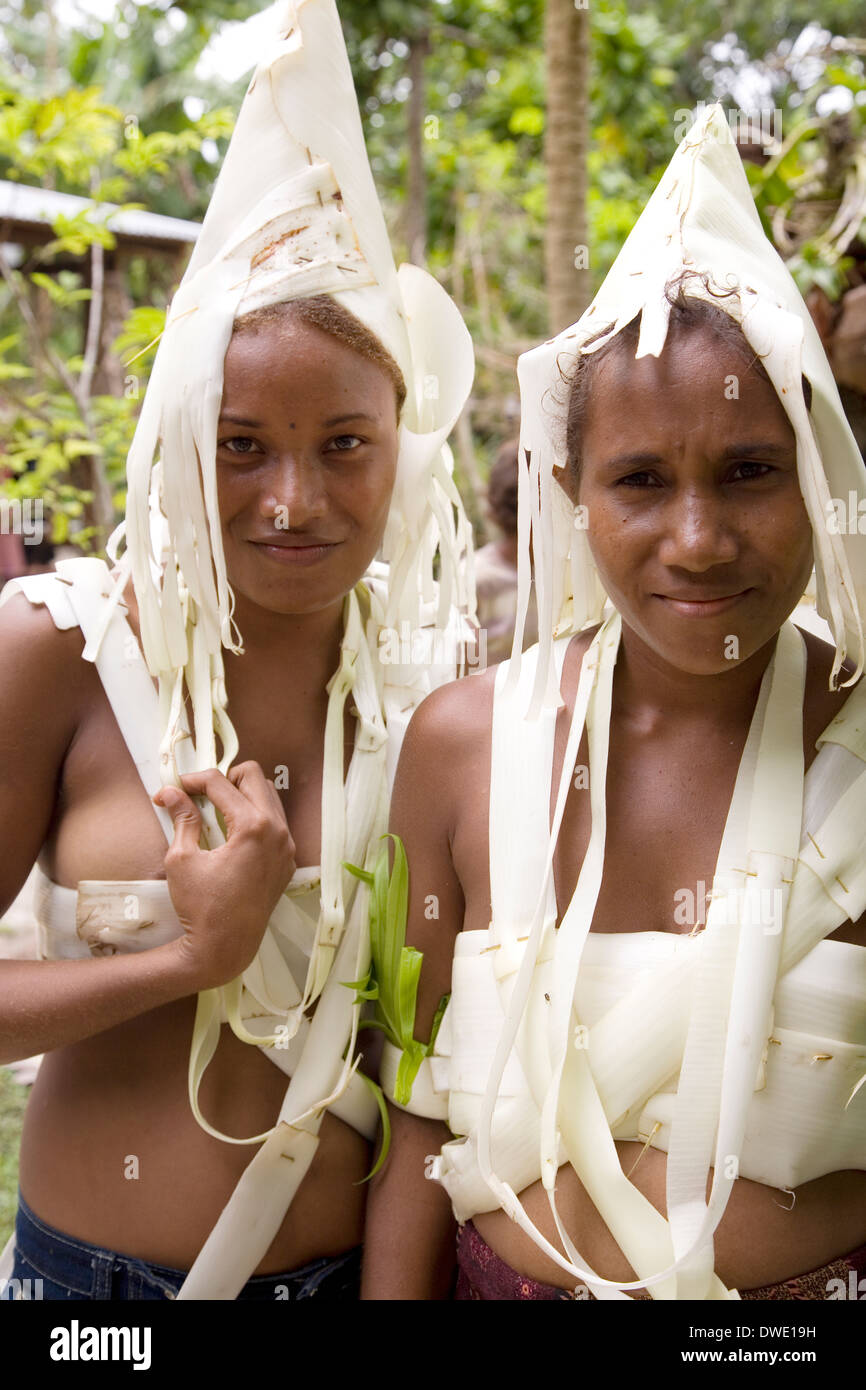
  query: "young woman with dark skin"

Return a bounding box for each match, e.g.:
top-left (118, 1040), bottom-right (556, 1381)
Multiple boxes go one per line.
top-left (361, 313), bottom-right (866, 1300)
top-left (0, 304), bottom-right (404, 1276)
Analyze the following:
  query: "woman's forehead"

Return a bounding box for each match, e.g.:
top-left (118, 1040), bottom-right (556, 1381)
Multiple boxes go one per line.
top-left (575, 339), bottom-right (798, 468)
top-left (224, 304), bottom-right (404, 420)
top-left (585, 325), bottom-right (784, 414)
top-left (223, 320), bottom-right (395, 393)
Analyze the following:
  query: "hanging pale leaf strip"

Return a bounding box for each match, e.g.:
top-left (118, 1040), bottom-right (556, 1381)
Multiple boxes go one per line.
top-left (344, 833), bottom-right (448, 1106)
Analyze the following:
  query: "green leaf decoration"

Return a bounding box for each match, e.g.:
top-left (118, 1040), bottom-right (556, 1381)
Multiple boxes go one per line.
top-left (395, 1041), bottom-right (428, 1107)
top-left (341, 969), bottom-right (380, 1004)
top-left (355, 1073), bottom-right (392, 1183)
top-left (344, 862), bottom-right (374, 887)
top-left (343, 833), bottom-right (450, 1112)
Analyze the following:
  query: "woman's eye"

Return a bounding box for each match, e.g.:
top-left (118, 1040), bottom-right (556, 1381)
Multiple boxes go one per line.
top-left (219, 437), bottom-right (261, 456)
top-left (616, 471), bottom-right (659, 488)
top-left (328, 435), bottom-right (363, 452)
top-left (730, 461), bottom-right (773, 482)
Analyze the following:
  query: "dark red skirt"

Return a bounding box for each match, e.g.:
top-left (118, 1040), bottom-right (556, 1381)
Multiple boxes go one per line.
top-left (455, 1219), bottom-right (866, 1301)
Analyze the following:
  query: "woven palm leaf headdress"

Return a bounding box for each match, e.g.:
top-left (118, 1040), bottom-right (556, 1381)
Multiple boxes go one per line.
top-left (511, 103), bottom-right (866, 716)
top-left (94, 0), bottom-right (474, 801)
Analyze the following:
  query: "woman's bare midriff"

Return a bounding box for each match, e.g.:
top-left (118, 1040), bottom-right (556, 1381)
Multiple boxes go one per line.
top-left (451, 627), bottom-right (866, 1295)
top-left (473, 1156), bottom-right (866, 1294)
top-left (17, 601), bottom-right (369, 1273)
top-left (21, 1006), bottom-right (368, 1272)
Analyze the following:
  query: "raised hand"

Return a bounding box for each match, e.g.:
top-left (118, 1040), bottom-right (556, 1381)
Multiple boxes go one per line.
top-left (154, 761), bottom-right (296, 990)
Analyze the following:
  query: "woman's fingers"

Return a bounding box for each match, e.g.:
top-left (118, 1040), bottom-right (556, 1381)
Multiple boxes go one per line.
top-left (239, 763), bottom-right (288, 823)
top-left (226, 760), bottom-right (287, 821)
top-left (174, 767), bottom-right (256, 837)
top-left (169, 763), bottom-right (292, 850)
top-left (152, 786), bottom-right (204, 854)
top-left (151, 762), bottom-right (296, 987)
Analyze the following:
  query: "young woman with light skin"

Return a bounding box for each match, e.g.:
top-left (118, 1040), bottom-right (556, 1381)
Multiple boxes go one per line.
top-left (362, 303), bottom-right (866, 1300)
top-left (0, 299), bottom-right (404, 1284)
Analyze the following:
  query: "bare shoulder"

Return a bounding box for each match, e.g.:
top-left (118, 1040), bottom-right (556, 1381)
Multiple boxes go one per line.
top-left (403, 625), bottom-right (602, 772)
top-left (798, 626), bottom-right (864, 754)
top-left (0, 587), bottom-right (91, 914)
top-left (390, 667), bottom-right (498, 845)
top-left (0, 586), bottom-right (90, 698)
top-left (404, 665), bottom-right (498, 757)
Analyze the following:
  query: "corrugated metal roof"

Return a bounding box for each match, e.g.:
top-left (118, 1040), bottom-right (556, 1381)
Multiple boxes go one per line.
top-left (0, 179), bottom-right (200, 246)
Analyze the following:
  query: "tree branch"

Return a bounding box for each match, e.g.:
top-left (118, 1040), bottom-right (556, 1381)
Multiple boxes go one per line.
top-left (0, 381), bottom-right (59, 429)
top-left (78, 239), bottom-right (104, 406)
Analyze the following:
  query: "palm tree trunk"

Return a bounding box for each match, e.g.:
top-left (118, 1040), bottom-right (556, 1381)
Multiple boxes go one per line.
top-left (544, 0), bottom-right (591, 333)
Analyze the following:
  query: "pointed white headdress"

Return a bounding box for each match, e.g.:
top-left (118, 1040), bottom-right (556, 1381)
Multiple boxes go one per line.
top-left (80, 0), bottom-right (475, 1299)
top-left (513, 103), bottom-right (866, 714)
top-left (459, 107), bottom-right (866, 1301)
top-left (104, 0), bottom-right (474, 778)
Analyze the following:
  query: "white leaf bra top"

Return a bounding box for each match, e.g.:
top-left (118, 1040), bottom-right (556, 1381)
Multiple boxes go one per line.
top-left (0, 554), bottom-right (426, 1297)
top-left (424, 619), bottom-right (866, 1301)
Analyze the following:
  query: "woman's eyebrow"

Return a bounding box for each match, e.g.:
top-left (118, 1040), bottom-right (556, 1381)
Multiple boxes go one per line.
top-left (219, 411), bottom-right (380, 427)
top-left (600, 442), bottom-right (795, 471)
top-left (719, 441), bottom-right (794, 458)
top-left (323, 412), bottom-right (380, 427)
top-left (601, 451), bottom-right (663, 472)
top-left (219, 412), bottom-right (263, 426)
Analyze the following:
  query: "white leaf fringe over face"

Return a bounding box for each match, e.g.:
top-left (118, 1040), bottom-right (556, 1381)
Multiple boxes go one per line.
top-left (105, 0), bottom-right (474, 780)
top-left (86, 0), bottom-right (475, 1300)
top-left (510, 102), bottom-right (866, 718)
top-left (100, 0), bottom-right (474, 998)
top-left (423, 104), bottom-right (866, 1302)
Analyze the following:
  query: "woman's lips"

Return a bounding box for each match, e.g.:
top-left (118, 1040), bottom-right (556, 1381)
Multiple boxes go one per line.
top-left (655, 589), bottom-right (753, 617)
top-left (250, 540), bottom-right (340, 566)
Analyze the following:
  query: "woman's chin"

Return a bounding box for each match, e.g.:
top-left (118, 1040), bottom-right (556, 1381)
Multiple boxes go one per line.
top-left (225, 565), bottom-right (370, 621)
top-left (620, 614), bottom-right (783, 678)
top-left (233, 583), bottom-right (349, 619)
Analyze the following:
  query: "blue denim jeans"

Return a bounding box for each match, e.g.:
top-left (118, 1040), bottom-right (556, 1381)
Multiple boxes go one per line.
top-left (2, 1192), bottom-right (361, 1301)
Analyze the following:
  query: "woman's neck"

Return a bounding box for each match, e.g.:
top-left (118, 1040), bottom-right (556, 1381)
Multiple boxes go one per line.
top-left (122, 572), bottom-right (351, 721)
top-left (222, 590), bottom-right (348, 706)
top-left (613, 619), bottom-right (780, 734)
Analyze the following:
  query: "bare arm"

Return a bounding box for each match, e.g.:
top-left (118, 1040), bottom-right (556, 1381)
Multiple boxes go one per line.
top-left (0, 594), bottom-right (295, 1062)
top-left (362, 1106), bottom-right (456, 1300)
top-left (1, 937), bottom-right (208, 1065)
top-left (362, 680), bottom-right (480, 1300)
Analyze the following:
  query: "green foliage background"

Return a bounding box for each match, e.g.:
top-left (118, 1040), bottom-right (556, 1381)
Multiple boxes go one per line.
top-left (0, 1067), bottom-right (27, 1248)
top-left (0, 0), bottom-right (863, 1260)
top-left (0, 0), bottom-right (863, 539)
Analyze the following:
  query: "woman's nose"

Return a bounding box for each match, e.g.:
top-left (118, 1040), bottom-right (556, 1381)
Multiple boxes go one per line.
top-left (259, 452), bottom-right (328, 526)
top-left (657, 490), bottom-right (739, 571)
